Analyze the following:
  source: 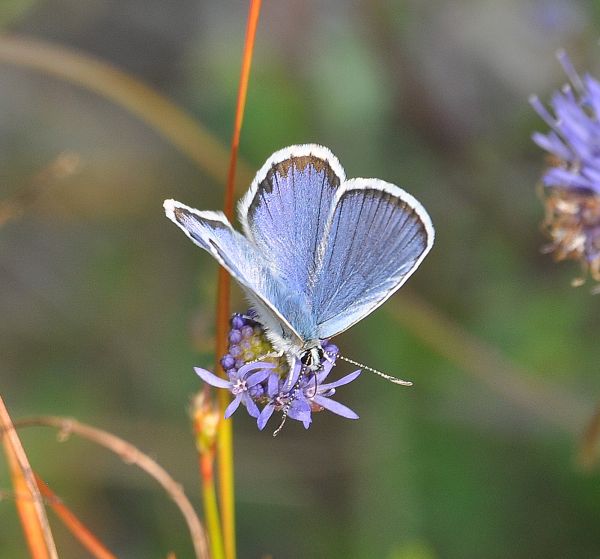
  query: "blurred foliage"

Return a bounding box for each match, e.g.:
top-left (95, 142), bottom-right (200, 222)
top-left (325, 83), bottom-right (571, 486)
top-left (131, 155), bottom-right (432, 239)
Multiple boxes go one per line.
top-left (2, 0), bottom-right (600, 558)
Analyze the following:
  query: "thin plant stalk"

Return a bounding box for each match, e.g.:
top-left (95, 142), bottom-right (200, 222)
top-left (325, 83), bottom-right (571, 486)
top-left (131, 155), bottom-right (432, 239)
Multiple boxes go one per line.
top-left (15, 416), bottom-right (209, 559)
top-left (34, 474), bottom-right (117, 559)
top-left (200, 454), bottom-right (225, 559)
top-left (214, 3), bottom-right (262, 559)
top-left (192, 393), bottom-right (225, 559)
top-left (0, 396), bottom-right (58, 559)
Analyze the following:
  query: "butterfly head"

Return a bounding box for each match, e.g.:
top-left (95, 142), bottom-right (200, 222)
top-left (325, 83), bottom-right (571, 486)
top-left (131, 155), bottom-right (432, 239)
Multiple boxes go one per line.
top-left (300, 343), bottom-right (325, 372)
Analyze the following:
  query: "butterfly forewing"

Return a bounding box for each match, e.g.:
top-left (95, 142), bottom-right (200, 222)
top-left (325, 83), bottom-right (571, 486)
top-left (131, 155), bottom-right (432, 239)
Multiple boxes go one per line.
top-left (312, 179), bottom-right (434, 340)
top-left (238, 145), bottom-right (345, 309)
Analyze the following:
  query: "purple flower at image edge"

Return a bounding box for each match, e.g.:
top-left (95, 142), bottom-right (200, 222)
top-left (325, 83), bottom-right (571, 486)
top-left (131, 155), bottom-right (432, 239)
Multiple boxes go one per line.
top-left (530, 50), bottom-right (600, 288)
top-left (530, 50), bottom-right (600, 194)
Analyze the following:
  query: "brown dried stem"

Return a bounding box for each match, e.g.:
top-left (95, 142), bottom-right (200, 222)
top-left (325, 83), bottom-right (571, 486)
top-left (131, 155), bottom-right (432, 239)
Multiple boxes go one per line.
top-left (213, 4), bottom-right (262, 559)
top-left (14, 416), bottom-right (209, 559)
top-left (0, 397), bottom-right (58, 559)
top-left (34, 473), bottom-right (117, 559)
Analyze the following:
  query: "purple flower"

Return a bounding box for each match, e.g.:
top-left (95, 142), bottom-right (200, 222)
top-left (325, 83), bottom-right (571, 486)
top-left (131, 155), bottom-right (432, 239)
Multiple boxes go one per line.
top-left (530, 50), bottom-right (600, 194)
top-left (196, 312), bottom-right (362, 432)
top-left (195, 361), bottom-right (276, 419)
top-left (257, 359), bottom-right (361, 431)
top-left (531, 51), bottom-right (600, 289)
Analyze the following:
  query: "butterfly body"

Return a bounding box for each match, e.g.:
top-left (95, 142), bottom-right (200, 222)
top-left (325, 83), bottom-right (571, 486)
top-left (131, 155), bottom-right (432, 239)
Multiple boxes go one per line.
top-left (165, 144), bottom-right (434, 372)
top-left (243, 292), bottom-right (322, 368)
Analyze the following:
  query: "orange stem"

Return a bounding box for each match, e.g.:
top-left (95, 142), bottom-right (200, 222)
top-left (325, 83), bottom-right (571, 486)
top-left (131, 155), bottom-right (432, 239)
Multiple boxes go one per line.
top-left (16, 415), bottom-right (209, 559)
top-left (0, 396), bottom-right (58, 559)
top-left (214, 3), bottom-right (262, 559)
top-left (34, 474), bottom-right (116, 559)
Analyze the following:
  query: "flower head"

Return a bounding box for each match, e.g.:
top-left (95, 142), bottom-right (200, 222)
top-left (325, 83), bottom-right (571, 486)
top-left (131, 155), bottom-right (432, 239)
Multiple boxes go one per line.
top-left (256, 354), bottom-right (361, 432)
top-left (531, 50), bottom-right (600, 289)
top-left (194, 313), bottom-right (361, 433)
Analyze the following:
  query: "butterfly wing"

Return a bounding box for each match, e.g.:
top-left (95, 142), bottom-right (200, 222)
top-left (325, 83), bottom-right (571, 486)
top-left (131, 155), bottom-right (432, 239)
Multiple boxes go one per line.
top-left (238, 145), bottom-right (345, 340)
top-left (312, 179), bottom-right (434, 340)
top-left (165, 147), bottom-right (434, 355)
top-left (163, 199), bottom-right (305, 347)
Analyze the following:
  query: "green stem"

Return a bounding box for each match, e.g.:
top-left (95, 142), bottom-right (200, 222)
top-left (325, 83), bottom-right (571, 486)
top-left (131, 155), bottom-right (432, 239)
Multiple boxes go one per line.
top-left (201, 457), bottom-right (225, 559)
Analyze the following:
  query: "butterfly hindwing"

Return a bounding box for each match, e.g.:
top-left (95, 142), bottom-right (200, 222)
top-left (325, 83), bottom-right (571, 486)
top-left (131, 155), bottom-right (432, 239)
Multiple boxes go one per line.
top-left (312, 179), bottom-right (434, 340)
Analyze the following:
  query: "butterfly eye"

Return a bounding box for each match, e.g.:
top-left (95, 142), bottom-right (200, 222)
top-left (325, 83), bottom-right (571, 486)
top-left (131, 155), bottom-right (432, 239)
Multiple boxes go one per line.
top-left (299, 346), bottom-right (325, 371)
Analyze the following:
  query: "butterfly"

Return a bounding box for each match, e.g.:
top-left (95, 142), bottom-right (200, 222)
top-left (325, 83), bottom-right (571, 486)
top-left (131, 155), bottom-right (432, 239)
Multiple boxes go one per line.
top-left (164, 144), bottom-right (434, 373)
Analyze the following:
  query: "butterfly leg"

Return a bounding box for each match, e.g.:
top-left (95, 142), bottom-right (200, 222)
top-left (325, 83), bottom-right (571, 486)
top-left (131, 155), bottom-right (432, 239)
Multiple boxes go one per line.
top-left (248, 350), bottom-right (284, 364)
top-left (273, 367), bottom-right (307, 437)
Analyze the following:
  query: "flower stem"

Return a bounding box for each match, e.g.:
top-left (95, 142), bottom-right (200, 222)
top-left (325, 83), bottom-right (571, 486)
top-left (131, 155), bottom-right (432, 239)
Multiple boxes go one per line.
top-left (200, 455), bottom-right (225, 559)
top-left (214, 3), bottom-right (262, 559)
top-left (0, 396), bottom-right (58, 559)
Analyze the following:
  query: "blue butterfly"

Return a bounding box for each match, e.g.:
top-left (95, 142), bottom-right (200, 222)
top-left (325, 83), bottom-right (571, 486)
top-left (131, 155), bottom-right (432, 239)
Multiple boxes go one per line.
top-left (164, 144), bottom-right (434, 373)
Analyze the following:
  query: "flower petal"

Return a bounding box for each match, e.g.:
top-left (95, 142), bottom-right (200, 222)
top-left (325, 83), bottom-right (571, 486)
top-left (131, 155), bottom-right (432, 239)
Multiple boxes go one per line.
top-left (238, 361), bottom-right (277, 376)
top-left (315, 360), bottom-right (335, 384)
top-left (288, 398), bottom-right (312, 423)
top-left (257, 403), bottom-right (275, 430)
top-left (319, 370), bottom-right (361, 391)
top-left (246, 368), bottom-right (272, 388)
top-left (312, 395), bottom-right (359, 419)
top-left (283, 361), bottom-right (302, 391)
top-left (267, 372), bottom-right (281, 397)
top-left (242, 393), bottom-right (260, 418)
top-left (195, 367), bottom-right (231, 389)
top-left (224, 394), bottom-right (242, 418)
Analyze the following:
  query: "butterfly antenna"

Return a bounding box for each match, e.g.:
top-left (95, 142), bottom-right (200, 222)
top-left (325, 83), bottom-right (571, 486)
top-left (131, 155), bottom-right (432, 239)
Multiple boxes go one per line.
top-left (273, 406), bottom-right (289, 437)
top-left (273, 366), bottom-right (309, 437)
top-left (337, 355), bottom-right (413, 386)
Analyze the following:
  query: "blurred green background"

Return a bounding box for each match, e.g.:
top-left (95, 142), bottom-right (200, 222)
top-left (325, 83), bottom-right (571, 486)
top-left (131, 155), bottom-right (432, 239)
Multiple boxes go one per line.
top-left (2, 0), bottom-right (600, 557)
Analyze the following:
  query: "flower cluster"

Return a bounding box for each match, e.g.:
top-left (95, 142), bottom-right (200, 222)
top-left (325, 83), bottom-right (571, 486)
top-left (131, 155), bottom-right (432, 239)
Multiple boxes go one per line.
top-left (531, 50), bottom-right (600, 290)
top-left (194, 313), bottom-right (361, 433)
